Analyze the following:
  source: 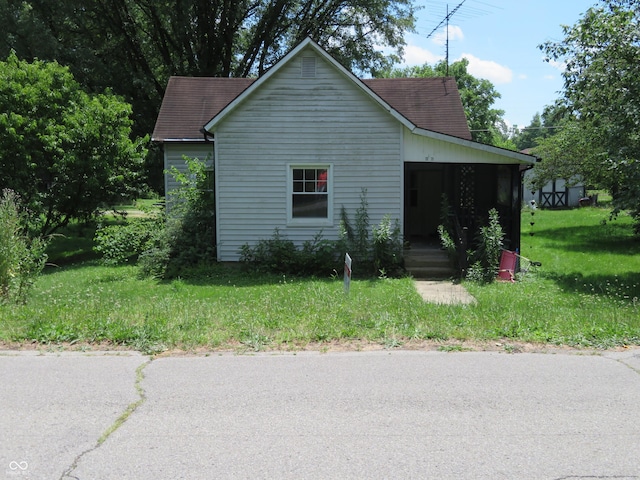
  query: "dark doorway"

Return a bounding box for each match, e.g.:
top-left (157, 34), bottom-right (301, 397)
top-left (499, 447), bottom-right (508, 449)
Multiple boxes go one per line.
top-left (405, 164), bottom-right (445, 244)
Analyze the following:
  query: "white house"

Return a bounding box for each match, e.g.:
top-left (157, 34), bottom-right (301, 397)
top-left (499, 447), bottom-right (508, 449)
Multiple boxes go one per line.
top-left (152, 38), bottom-right (535, 262)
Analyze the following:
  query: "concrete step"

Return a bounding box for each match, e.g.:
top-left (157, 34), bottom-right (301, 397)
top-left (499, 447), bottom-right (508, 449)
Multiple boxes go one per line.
top-left (406, 266), bottom-right (457, 279)
top-left (404, 246), bottom-right (457, 279)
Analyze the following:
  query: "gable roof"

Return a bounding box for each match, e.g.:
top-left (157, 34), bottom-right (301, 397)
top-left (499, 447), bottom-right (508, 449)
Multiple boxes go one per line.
top-left (361, 78), bottom-right (471, 140)
top-left (152, 75), bottom-right (471, 142)
top-left (152, 77), bottom-right (254, 142)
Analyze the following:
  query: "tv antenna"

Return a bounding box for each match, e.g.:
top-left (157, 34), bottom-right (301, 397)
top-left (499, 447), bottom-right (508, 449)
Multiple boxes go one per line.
top-left (425, 0), bottom-right (467, 76)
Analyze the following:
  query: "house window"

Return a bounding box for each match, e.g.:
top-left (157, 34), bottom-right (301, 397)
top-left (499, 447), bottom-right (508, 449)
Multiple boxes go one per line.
top-left (289, 165), bottom-right (331, 223)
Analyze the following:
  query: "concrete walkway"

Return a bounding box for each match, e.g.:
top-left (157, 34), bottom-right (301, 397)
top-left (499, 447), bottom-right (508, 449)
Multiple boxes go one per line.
top-left (2, 349), bottom-right (640, 479)
top-left (414, 279), bottom-right (477, 305)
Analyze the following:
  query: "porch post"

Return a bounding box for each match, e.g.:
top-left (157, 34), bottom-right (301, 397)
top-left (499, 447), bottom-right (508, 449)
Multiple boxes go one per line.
top-left (512, 165), bottom-right (523, 252)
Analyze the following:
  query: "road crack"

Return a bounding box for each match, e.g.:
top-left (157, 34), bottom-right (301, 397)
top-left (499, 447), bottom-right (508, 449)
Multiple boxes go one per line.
top-left (59, 358), bottom-right (151, 480)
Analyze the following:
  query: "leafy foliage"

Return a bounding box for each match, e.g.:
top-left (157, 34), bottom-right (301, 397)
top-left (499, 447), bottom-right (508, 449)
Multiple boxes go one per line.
top-left (511, 109), bottom-right (561, 152)
top-left (0, 53), bottom-right (147, 235)
top-left (437, 196), bottom-right (458, 270)
top-left (239, 229), bottom-right (339, 276)
top-left (93, 157), bottom-right (216, 278)
top-left (0, 190), bottom-right (48, 304)
top-left (139, 157), bottom-right (217, 278)
top-left (339, 190), bottom-right (372, 267)
top-left (540, 0), bottom-right (640, 233)
top-left (1, 0), bottom-right (415, 143)
top-left (94, 217), bottom-right (162, 265)
top-left (466, 209), bottom-right (505, 283)
top-left (241, 189), bottom-right (403, 277)
top-left (528, 120), bottom-right (608, 191)
top-left (372, 215), bottom-right (403, 276)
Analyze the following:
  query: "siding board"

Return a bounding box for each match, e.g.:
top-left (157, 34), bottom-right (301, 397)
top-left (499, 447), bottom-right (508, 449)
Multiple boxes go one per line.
top-left (163, 144), bottom-right (213, 194)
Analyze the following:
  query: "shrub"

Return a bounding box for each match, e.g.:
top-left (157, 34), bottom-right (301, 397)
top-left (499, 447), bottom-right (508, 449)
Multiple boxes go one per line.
top-left (0, 189), bottom-right (48, 303)
top-left (94, 216), bottom-right (161, 265)
top-left (466, 208), bottom-right (504, 283)
top-left (137, 156), bottom-right (216, 279)
top-left (239, 229), bottom-right (340, 275)
top-left (437, 224), bottom-right (457, 258)
top-left (239, 228), bottom-right (298, 273)
top-left (240, 189), bottom-right (404, 278)
top-left (372, 215), bottom-right (403, 275)
top-left (339, 189), bottom-right (403, 276)
top-left (338, 190), bottom-right (372, 266)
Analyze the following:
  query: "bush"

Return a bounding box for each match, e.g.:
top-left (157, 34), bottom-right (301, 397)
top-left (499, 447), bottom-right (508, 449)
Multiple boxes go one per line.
top-left (338, 191), bottom-right (372, 267)
top-left (136, 157), bottom-right (216, 279)
top-left (0, 189), bottom-right (48, 303)
top-left (466, 208), bottom-right (504, 283)
top-left (372, 215), bottom-right (403, 276)
top-left (339, 189), bottom-right (403, 276)
top-left (94, 216), bottom-right (161, 265)
top-left (240, 189), bottom-right (404, 278)
top-left (239, 229), bottom-right (340, 276)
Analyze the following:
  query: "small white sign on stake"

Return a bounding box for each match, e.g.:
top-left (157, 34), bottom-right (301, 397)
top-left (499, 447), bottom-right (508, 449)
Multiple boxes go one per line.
top-left (344, 253), bottom-right (352, 294)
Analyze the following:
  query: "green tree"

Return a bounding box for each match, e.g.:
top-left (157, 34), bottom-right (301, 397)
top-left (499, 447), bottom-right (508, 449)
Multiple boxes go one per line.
top-left (528, 119), bottom-right (607, 191)
top-left (513, 113), bottom-right (544, 151)
top-left (1, 0), bottom-right (415, 194)
top-left (0, 52), bottom-right (147, 235)
top-left (540, 0), bottom-right (640, 232)
top-left (513, 103), bottom-right (571, 152)
top-left (1, 1), bottom-right (415, 136)
top-left (379, 58), bottom-right (506, 145)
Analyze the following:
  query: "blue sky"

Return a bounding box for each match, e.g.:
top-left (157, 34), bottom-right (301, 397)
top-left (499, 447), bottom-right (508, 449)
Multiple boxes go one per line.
top-left (399, 0), bottom-right (599, 129)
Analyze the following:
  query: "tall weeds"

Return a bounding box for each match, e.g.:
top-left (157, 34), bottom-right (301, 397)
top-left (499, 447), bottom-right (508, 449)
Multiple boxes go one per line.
top-left (0, 189), bottom-right (48, 303)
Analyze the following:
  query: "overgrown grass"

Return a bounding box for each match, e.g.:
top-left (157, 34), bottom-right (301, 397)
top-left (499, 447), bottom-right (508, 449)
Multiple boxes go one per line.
top-left (1, 206), bottom-right (639, 351)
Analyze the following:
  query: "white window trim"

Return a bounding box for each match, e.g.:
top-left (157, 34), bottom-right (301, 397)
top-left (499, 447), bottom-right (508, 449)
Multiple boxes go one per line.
top-left (287, 163), bottom-right (333, 227)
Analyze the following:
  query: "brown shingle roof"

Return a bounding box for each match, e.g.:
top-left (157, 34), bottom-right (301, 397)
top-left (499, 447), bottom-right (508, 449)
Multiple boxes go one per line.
top-left (362, 77), bottom-right (471, 140)
top-left (152, 77), bottom-right (254, 142)
top-left (152, 76), bottom-right (471, 142)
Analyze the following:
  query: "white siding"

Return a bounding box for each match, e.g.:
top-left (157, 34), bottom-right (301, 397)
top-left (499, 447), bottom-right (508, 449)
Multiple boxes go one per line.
top-left (163, 143), bottom-right (214, 194)
top-left (214, 47), bottom-right (402, 261)
top-left (403, 127), bottom-right (531, 165)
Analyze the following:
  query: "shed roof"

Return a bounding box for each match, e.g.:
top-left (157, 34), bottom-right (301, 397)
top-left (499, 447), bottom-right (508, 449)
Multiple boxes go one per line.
top-left (152, 76), bottom-right (472, 142)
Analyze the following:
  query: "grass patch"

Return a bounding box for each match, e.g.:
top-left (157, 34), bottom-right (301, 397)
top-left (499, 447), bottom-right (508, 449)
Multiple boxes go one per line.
top-left (2, 207), bottom-right (639, 351)
top-left (45, 222), bottom-right (101, 265)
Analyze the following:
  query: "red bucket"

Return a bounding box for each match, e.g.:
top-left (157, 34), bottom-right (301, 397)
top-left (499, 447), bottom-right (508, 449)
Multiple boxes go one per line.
top-left (497, 250), bottom-right (517, 282)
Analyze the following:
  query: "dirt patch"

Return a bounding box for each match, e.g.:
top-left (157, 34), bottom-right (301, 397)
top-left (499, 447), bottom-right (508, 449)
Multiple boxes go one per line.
top-left (3, 339), bottom-right (636, 357)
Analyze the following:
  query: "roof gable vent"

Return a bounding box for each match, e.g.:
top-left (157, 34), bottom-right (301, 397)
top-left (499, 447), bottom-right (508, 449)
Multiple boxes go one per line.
top-left (301, 56), bottom-right (316, 78)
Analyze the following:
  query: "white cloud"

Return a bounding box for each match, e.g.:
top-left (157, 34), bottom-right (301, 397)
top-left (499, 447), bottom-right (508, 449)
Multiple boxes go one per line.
top-left (518, 73), bottom-right (527, 80)
top-left (547, 58), bottom-right (566, 72)
top-left (401, 44), bottom-right (443, 66)
top-left (543, 74), bottom-right (555, 80)
top-left (432, 25), bottom-right (464, 46)
top-left (459, 53), bottom-right (513, 84)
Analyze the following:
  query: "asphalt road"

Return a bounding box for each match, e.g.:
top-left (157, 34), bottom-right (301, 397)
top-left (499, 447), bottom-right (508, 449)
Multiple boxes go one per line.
top-left (2, 349), bottom-right (640, 479)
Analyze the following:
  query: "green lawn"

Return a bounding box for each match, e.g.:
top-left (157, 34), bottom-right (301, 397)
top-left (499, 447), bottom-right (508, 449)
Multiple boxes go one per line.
top-left (1, 206), bottom-right (638, 352)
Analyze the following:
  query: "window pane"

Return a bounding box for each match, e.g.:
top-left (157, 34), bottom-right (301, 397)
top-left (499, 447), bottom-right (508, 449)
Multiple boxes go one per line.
top-left (292, 194), bottom-right (328, 218)
top-left (317, 169), bottom-right (327, 192)
top-left (304, 169), bottom-right (316, 181)
top-left (293, 169), bottom-right (303, 181)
